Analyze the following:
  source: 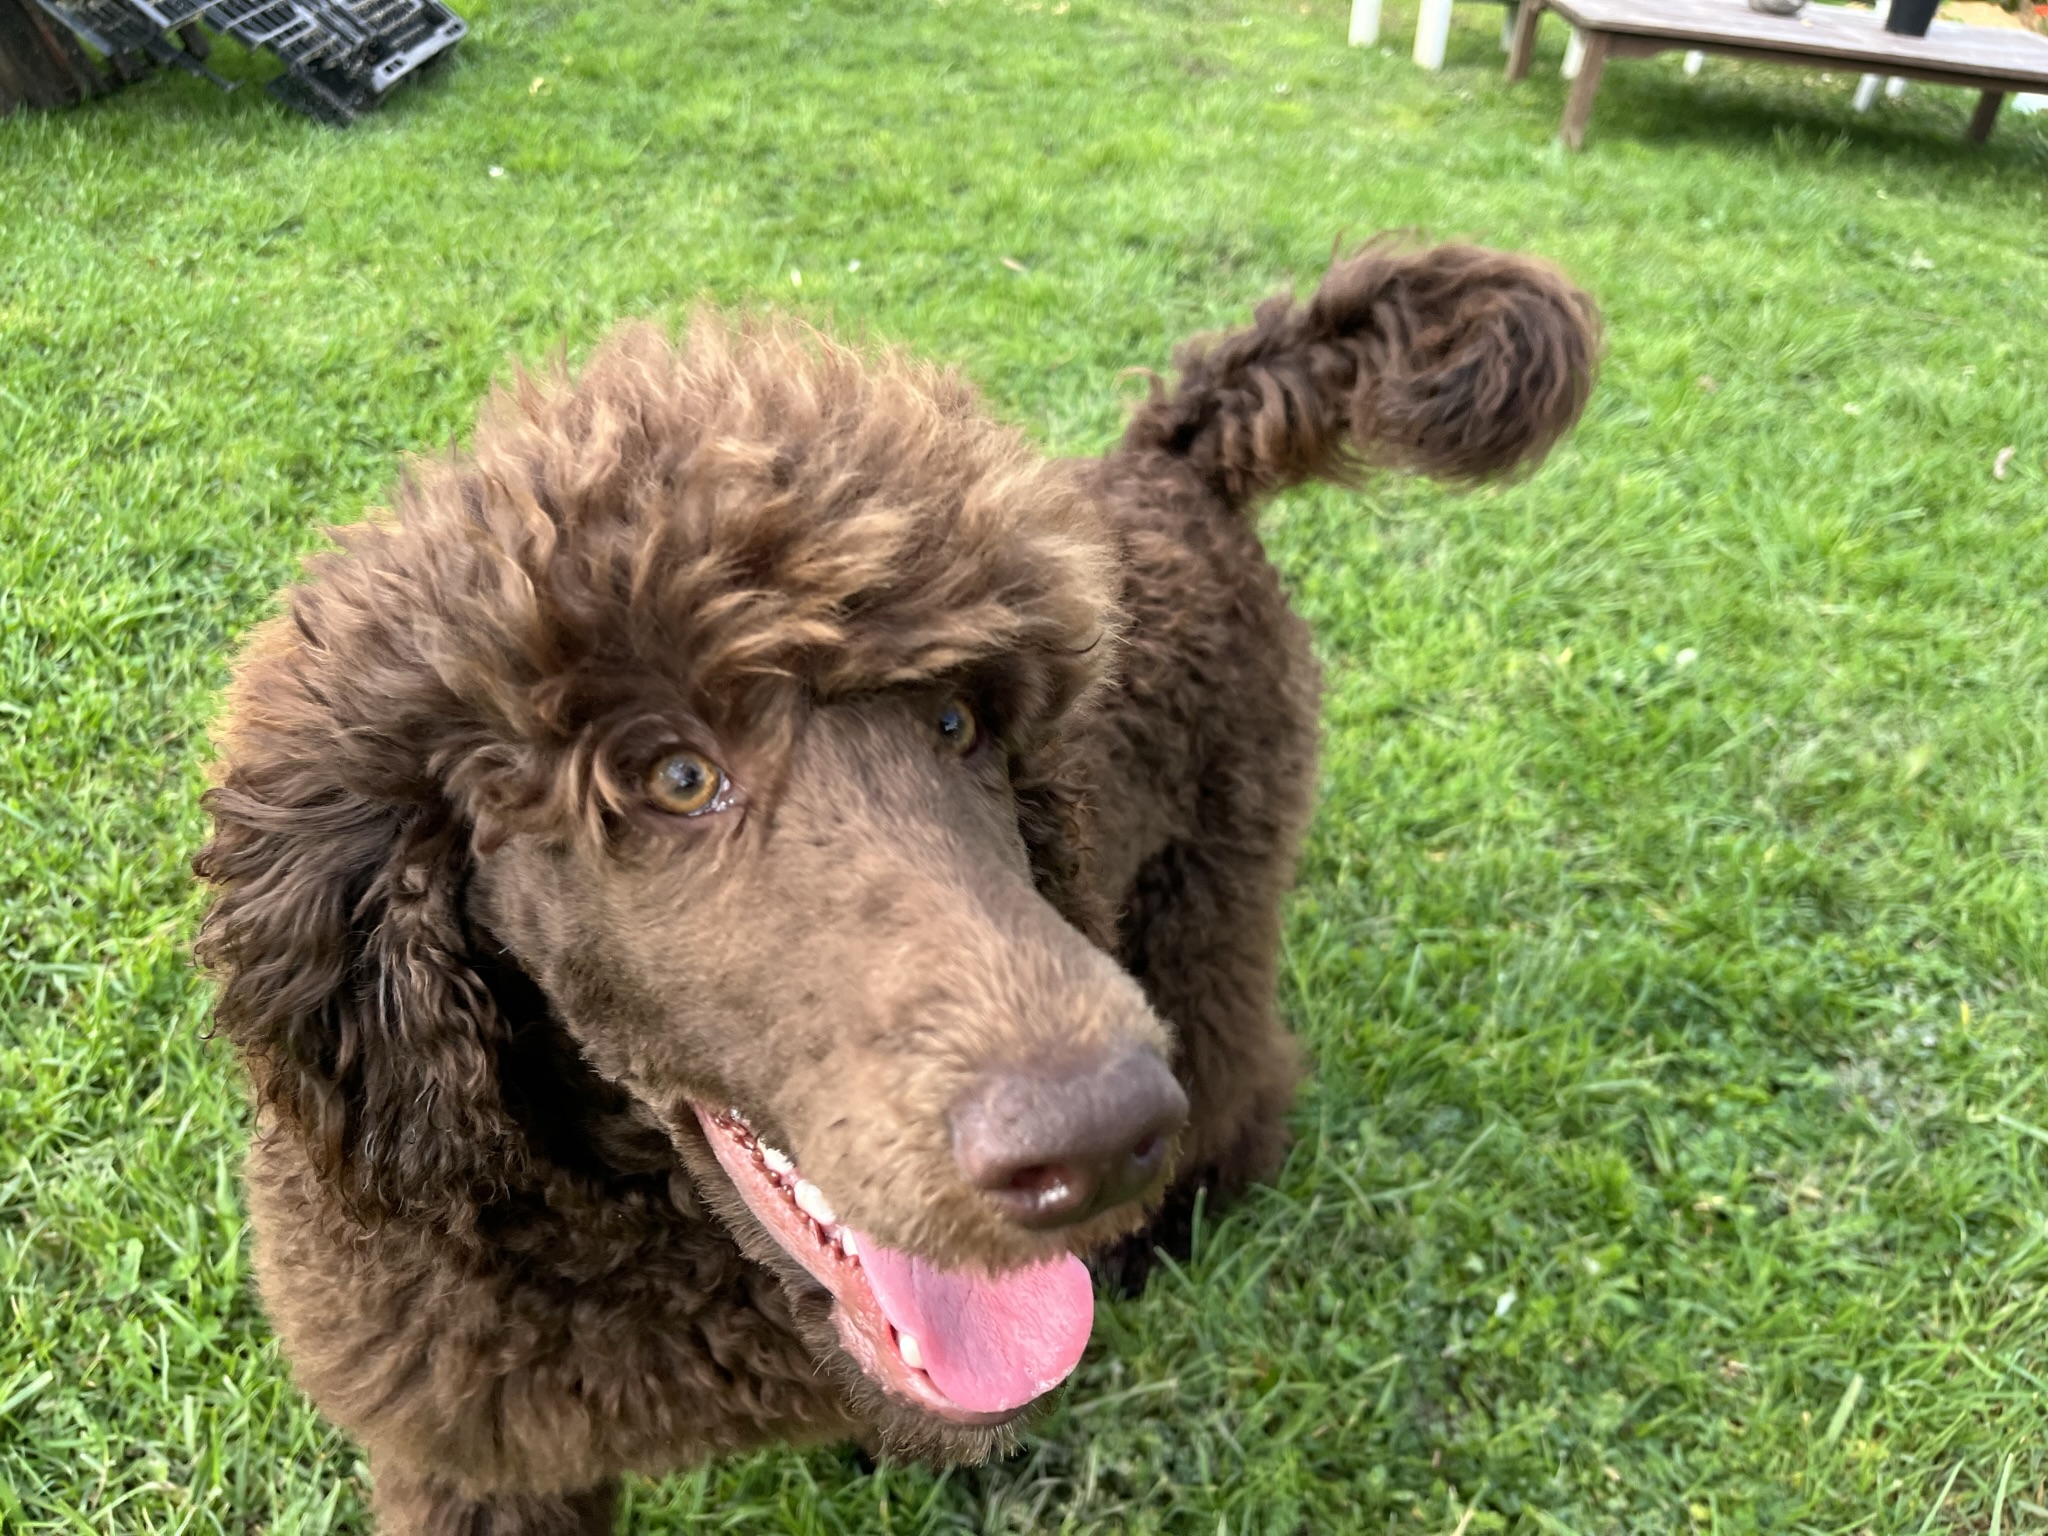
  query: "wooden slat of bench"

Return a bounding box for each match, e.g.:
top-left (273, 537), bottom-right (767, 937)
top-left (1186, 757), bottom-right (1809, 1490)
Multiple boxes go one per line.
top-left (1541, 0), bottom-right (2048, 84)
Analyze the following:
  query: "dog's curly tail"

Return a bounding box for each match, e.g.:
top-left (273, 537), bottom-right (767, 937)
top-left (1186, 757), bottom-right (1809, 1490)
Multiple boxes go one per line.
top-left (1121, 240), bottom-right (1601, 509)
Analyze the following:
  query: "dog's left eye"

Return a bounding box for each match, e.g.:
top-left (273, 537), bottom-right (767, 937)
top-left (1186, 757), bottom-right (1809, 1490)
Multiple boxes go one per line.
top-left (935, 698), bottom-right (979, 757)
top-left (646, 750), bottom-right (726, 816)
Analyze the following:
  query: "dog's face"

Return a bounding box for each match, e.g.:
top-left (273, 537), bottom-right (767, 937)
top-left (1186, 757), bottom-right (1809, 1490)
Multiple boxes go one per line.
top-left (470, 679), bottom-right (1181, 1444)
top-left (199, 318), bottom-right (1186, 1456)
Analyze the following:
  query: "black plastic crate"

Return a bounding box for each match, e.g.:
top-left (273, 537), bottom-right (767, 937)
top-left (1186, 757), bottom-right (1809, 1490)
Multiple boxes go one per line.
top-left (35, 0), bottom-right (464, 121)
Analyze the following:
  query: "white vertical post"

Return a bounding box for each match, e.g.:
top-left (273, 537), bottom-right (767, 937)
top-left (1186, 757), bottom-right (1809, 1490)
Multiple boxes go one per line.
top-left (1561, 26), bottom-right (1587, 78)
top-left (1683, 50), bottom-right (1704, 74)
top-left (1413, 0), bottom-right (1454, 68)
top-left (1857, 1), bottom-right (1896, 109)
top-left (1501, 5), bottom-right (1515, 49)
top-left (1886, 75), bottom-right (1908, 98)
top-left (1349, 0), bottom-right (1382, 46)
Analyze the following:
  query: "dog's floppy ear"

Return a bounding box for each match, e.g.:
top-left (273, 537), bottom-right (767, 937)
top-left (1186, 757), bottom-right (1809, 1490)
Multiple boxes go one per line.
top-left (194, 613), bottom-right (528, 1233)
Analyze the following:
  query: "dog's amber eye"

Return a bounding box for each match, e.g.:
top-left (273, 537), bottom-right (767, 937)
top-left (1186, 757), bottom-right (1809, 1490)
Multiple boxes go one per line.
top-left (646, 751), bottom-right (724, 816)
top-left (935, 698), bottom-right (979, 756)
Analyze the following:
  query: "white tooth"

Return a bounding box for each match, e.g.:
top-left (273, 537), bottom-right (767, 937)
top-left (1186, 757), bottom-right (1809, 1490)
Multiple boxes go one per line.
top-left (793, 1180), bottom-right (836, 1227)
top-left (839, 1229), bottom-right (858, 1259)
top-left (897, 1331), bottom-right (924, 1371)
top-left (760, 1145), bottom-right (794, 1176)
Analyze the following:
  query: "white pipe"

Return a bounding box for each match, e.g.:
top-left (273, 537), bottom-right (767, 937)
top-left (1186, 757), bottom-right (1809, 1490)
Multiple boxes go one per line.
top-left (1561, 26), bottom-right (1586, 78)
top-left (1858, 2), bottom-right (1901, 107)
top-left (1349, 0), bottom-right (1382, 46)
top-left (1683, 50), bottom-right (1704, 75)
top-left (1414, 0), bottom-right (1454, 69)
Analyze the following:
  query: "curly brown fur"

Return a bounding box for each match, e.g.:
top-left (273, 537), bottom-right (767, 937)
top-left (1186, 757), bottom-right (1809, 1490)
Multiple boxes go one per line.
top-left (196, 240), bottom-right (1598, 1532)
top-left (1125, 237), bottom-right (1600, 504)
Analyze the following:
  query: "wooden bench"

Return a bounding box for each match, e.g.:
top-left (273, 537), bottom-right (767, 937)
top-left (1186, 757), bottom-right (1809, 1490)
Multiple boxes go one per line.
top-left (1505, 0), bottom-right (2048, 148)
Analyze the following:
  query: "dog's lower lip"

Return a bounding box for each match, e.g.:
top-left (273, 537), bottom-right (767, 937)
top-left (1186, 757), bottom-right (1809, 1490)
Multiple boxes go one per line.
top-left (690, 1103), bottom-right (1041, 1427)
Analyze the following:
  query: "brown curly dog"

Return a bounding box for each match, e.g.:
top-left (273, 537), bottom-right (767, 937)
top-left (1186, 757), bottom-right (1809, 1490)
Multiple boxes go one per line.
top-left (195, 240), bottom-right (1598, 1534)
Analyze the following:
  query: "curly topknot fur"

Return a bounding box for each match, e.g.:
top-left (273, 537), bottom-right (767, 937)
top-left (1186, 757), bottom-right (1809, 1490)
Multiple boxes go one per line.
top-left (197, 241), bottom-right (1598, 1533)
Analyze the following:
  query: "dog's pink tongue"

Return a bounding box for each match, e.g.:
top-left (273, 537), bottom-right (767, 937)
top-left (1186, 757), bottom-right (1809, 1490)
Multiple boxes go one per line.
top-left (853, 1233), bottom-right (1094, 1415)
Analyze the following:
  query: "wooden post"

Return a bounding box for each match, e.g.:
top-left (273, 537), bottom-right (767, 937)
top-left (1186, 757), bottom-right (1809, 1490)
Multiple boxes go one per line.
top-left (1967, 88), bottom-right (2004, 141)
top-left (0, 0), bottom-right (107, 113)
top-left (1505, 0), bottom-right (1542, 80)
top-left (1558, 27), bottom-right (1609, 148)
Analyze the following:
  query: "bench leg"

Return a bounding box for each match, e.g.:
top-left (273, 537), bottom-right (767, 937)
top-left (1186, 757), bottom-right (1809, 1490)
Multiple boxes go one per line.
top-left (1558, 29), bottom-right (1609, 149)
top-left (1505, 0), bottom-right (1541, 81)
top-left (1414, 0), bottom-right (1454, 69)
top-left (1561, 26), bottom-right (1587, 78)
top-left (1968, 89), bottom-right (2004, 143)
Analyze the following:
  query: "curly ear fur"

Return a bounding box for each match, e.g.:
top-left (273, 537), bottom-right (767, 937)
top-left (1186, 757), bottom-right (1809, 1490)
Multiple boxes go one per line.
top-left (1124, 239), bottom-right (1602, 506)
top-left (193, 615), bottom-right (530, 1234)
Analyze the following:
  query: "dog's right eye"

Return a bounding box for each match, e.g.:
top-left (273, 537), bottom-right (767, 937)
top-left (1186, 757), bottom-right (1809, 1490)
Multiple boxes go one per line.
top-left (935, 697), bottom-right (980, 757)
top-left (646, 751), bottom-right (726, 816)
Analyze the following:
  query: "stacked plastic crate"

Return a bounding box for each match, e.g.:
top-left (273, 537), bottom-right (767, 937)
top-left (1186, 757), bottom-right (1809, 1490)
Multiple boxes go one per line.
top-left (34, 0), bottom-right (464, 121)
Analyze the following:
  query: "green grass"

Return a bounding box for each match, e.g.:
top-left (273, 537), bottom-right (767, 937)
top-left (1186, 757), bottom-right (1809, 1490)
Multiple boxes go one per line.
top-left (6, 0), bottom-right (2048, 1530)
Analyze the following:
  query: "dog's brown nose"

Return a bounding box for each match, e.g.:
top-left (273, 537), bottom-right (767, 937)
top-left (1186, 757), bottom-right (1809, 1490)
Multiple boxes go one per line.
top-left (951, 1050), bottom-right (1188, 1229)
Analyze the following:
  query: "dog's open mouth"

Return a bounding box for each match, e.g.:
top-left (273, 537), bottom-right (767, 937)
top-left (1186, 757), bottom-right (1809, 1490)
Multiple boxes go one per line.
top-left (693, 1104), bottom-right (1094, 1425)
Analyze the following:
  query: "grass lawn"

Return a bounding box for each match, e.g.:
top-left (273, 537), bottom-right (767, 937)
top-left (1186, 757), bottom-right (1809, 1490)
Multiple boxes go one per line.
top-left (6, 0), bottom-right (2048, 1530)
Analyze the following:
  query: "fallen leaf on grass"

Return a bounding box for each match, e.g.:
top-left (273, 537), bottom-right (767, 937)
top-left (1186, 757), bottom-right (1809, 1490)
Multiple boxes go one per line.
top-left (1995, 445), bottom-right (2016, 479)
top-left (1000, 256), bottom-right (1028, 273)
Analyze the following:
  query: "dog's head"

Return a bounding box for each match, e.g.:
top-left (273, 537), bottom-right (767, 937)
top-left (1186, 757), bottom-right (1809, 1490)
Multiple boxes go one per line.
top-left (196, 319), bottom-right (1185, 1450)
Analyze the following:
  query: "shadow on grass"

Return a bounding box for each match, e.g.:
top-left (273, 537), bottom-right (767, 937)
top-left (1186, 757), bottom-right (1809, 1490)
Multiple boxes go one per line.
top-left (1441, 22), bottom-right (2048, 174)
top-left (1603, 70), bottom-right (2048, 170)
